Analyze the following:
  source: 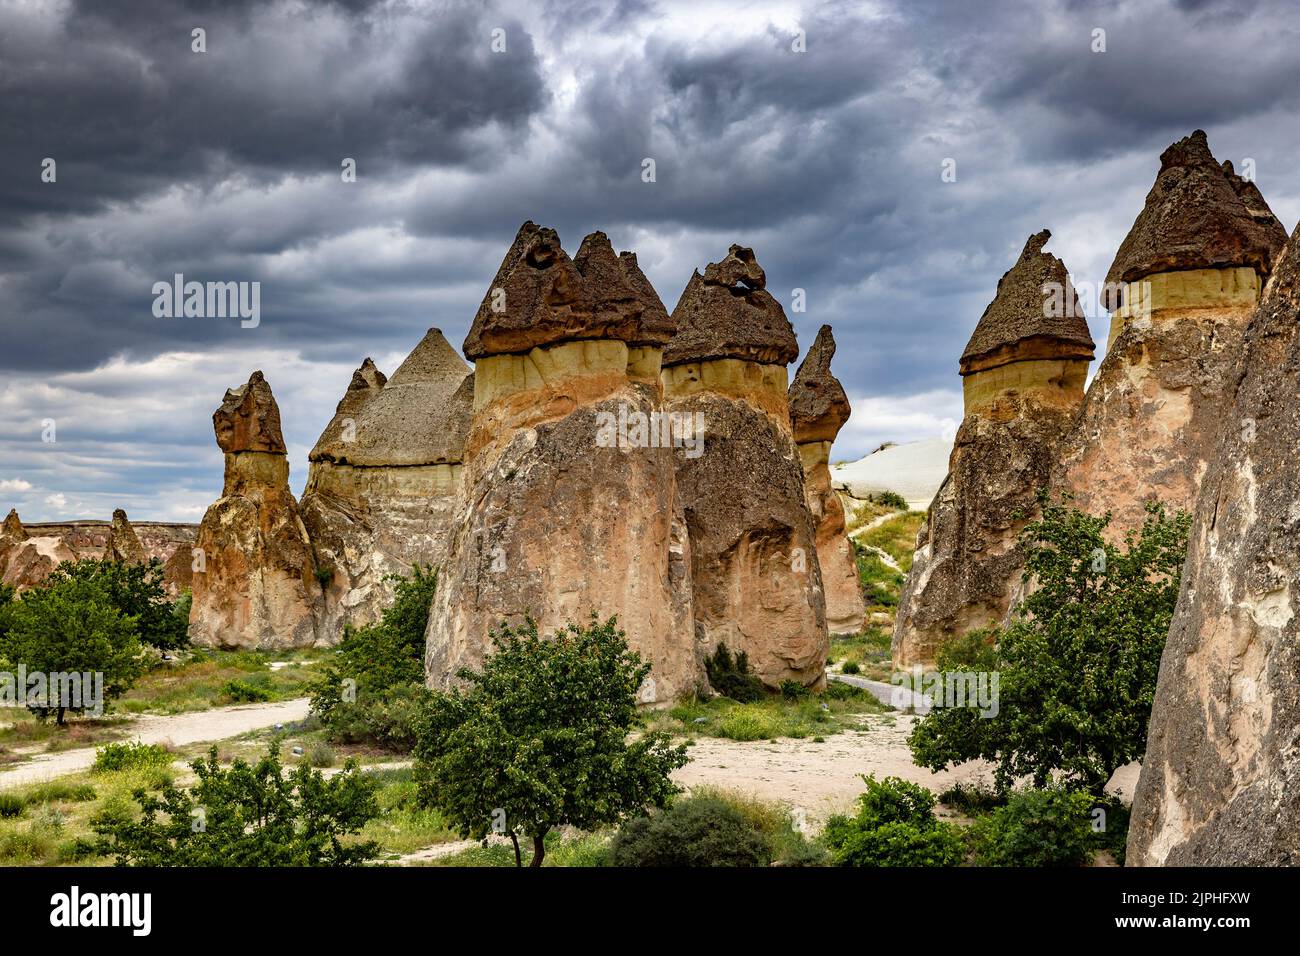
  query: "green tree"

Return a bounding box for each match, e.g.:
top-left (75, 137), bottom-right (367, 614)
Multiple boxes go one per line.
top-left (415, 615), bottom-right (688, 867)
top-left (2, 575), bottom-right (143, 723)
top-left (46, 559), bottom-right (189, 651)
top-left (94, 743), bottom-right (380, 866)
top-left (821, 775), bottom-right (964, 867)
top-left (909, 492), bottom-right (1191, 794)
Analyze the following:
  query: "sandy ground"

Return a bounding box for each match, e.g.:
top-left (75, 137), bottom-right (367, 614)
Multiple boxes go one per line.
top-left (673, 713), bottom-right (1142, 827)
top-left (0, 697), bottom-right (310, 790)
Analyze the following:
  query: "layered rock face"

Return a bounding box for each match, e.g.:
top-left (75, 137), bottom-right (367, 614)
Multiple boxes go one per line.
top-left (1128, 223), bottom-right (1300, 866)
top-left (427, 223), bottom-right (699, 704)
top-left (1053, 130), bottom-right (1287, 540)
top-left (893, 232), bottom-right (1094, 667)
top-left (663, 245), bottom-right (828, 689)
top-left (300, 334), bottom-right (471, 637)
top-left (0, 510), bottom-right (195, 593)
top-left (190, 371), bottom-right (322, 649)
top-left (789, 325), bottom-right (865, 635)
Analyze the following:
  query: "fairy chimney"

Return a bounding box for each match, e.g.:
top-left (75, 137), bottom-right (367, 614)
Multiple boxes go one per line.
top-left (662, 244), bottom-right (828, 689)
top-left (893, 231), bottom-right (1094, 667)
top-left (190, 371), bottom-right (322, 649)
top-left (106, 508), bottom-right (148, 565)
top-left (1128, 221), bottom-right (1300, 866)
top-left (427, 223), bottom-right (698, 705)
top-left (300, 334), bottom-right (472, 637)
top-left (789, 325), bottom-right (865, 635)
top-left (1051, 130), bottom-right (1287, 541)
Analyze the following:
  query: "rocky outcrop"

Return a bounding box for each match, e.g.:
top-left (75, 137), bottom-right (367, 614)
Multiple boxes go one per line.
top-left (190, 371), bottom-right (322, 649)
top-left (428, 223), bottom-right (699, 705)
top-left (300, 333), bottom-right (471, 637)
top-left (663, 245), bottom-right (828, 689)
top-left (1053, 131), bottom-right (1288, 541)
top-left (106, 508), bottom-right (148, 565)
top-left (789, 325), bottom-right (865, 635)
top-left (893, 231), bottom-right (1094, 667)
top-left (0, 509), bottom-right (71, 589)
top-left (1128, 222), bottom-right (1300, 866)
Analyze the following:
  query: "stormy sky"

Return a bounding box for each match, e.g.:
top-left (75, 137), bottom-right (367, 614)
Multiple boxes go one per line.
top-left (2, 0), bottom-right (1298, 521)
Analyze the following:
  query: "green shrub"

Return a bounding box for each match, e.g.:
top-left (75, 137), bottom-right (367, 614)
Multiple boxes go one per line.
top-left (611, 793), bottom-right (772, 867)
top-left (779, 679), bottom-right (810, 700)
top-left (221, 677), bottom-right (272, 703)
top-left (0, 794), bottom-right (24, 818)
top-left (24, 781), bottom-right (99, 804)
top-left (92, 741), bottom-right (172, 774)
top-left (704, 643), bottom-right (764, 703)
top-left (302, 741), bottom-right (335, 768)
top-left (822, 775), bottom-right (963, 867)
top-left (317, 683), bottom-right (430, 751)
top-left (969, 787), bottom-right (1096, 866)
top-left (870, 491), bottom-right (908, 510)
top-left (715, 707), bottom-right (782, 742)
top-left (841, 661), bottom-right (861, 675)
top-left (94, 743), bottom-right (380, 866)
top-left (937, 782), bottom-right (1006, 815)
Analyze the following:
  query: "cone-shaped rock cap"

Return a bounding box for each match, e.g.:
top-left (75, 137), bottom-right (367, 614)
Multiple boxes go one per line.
top-left (2, 509), bottom-right (25, 540)
top-left (214, 370), bottom-right (286, 454)
top-left (463, 222), bottom-right (669, 358)
top-left (309, 358), bottom-right (388, 462)
top-left (1104, 131), bottom-right (1289, 307)
top-left (789, 325), bottom-right (851, 444)
top-left (662, 244), bottom-right (800, 367)
top-left (108, 508), bottom-right (147, 564)
top-left (961, 230), bottom-right (1095, 376)
top-left (318, 328), bottom-right (470, 467)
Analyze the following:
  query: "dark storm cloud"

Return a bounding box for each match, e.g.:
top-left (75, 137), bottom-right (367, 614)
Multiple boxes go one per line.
top-left (2, 0), bottom-right (1299, 519)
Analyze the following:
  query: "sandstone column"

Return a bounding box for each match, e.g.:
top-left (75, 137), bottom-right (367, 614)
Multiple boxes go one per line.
top-left (106, 508), bottom-right (148, 565)
top-left (789, 325), bottom-right (866, 635)
top-left (190, 371), bottom-right (322, 649)
top-left (1052, 130), bottom-right (1287, 539)
top-left (892, 231), bottom-right (1094, 667)
top-left (662, 245), bottom-right (828, 690)
top-left (300, 334), bottom-right (472, 637)
top-left (427, 223), bottom-right (699, 705)
top-left (1128, 222), bottom-right (1300, 866)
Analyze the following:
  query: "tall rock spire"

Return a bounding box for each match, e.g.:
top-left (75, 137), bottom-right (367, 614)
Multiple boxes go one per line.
top-left (789, 326), bottom-right (864, 635)
top-left (106, 508), bottom-right (147, 565)
top-left (893, 231), bottom-right (1094, 668)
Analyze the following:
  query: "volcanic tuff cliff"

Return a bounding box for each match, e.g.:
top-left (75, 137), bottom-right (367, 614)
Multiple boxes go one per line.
top-left (789, 325), bottom-right (865, 635)
top-left (427, 223), bottom-right (700, 704)
top-left (1128, 222), bottom-right (1300, 866)
top-left (893, 231), bottom-right (1094, 667)
top-left (663, 244), bottom-right (828, 689)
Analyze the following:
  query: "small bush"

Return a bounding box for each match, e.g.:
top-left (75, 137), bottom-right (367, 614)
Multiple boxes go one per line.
top-left (611, 793), bottom-right (772, 867)
top-left (302, 741), bottom-right (336, 768)
top-left (841, 661), bottom-right (861, 675)
top-left (318, 683), bottom-right (429, 751)
top-left (779, 680), bottom-right (809, 700)
top-left (822, 775), bottom-right (964, 867)
top-left (969, 787), bottom-right (1096, 867)
top-left (221, 677), bottom-right (273, 703)
top-left (870, 491), bottom-right (908, 510)
top-left (716, 708), bottom-right (782, 742)
top-left (0, 794), bottom-right (24, 818)
top-left (705, 644), bottom-right (765, 703)
top-left (23, 781), bottom-right (98, 804)
top-left (937, 782), bottom-right (1006, 815)
top-left (92, 741), bottom-right (172, 775)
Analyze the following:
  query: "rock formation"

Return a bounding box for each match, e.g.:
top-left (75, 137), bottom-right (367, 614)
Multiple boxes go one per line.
top-left (427, 223), bottom-right (699, 704)
top-left (106, 508), bottom-right (148, 565)
top-left (1128, 222), bottom-right (1300, 866)
top-left (300, 333), bottom-right (471, 637)
top-left (189, 371), bottom-right (322, 649)
top-left (892, 231), bottom-right (1094, 667)
top-left (789, 325), bottom-right (865, 635)
top-left (662, 244), bottom-right (828, 689)
top-left (1053, 130), bottom-right (1287, 540)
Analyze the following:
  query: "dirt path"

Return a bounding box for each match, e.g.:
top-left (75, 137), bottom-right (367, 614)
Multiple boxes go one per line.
top-left (0, 697), bottom-right (310, 790)
top-left (671, 713), bottom-right (1141, 827)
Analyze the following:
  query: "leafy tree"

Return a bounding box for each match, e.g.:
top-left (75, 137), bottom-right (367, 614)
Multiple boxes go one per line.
top-left (309, 566), bottom-right (437, 749)
top-left (415, 615), bottom-right (688, 867)
top-left (909, 492), bottom-right (1191, 794)
top-left (2, 575), bottom-right (143, 723)
top-left (46, 559), bottom-right (188, 651)
top-left (94, 743), bottom-right (380, 866)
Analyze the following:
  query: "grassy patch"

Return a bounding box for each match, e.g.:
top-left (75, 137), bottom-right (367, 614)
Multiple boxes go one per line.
top-left (115, 647), bottom-right (325, 715)
top-left (829, 628), bottom-right (893, 683)
top-left (356, 767), bottom-right (459, 860)
top-left (649, 682), bottom-right (888, 742)
top-left (855, 511), bottom-right (926, 574)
